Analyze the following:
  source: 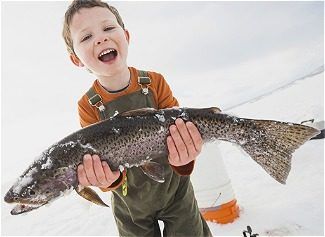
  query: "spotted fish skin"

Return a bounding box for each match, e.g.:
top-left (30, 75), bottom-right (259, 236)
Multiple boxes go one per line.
top-left (4, 107), bottom-right (319, 215)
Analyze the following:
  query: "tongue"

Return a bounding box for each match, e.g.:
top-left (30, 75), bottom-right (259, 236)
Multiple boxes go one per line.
top-left (100, 52), bottom-right (116, 62)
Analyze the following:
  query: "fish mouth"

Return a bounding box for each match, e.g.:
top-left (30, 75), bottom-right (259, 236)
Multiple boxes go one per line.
top-left (10, 202), bottom-right (47, 215)
top-left (5, 195), bottom-right (48, 215)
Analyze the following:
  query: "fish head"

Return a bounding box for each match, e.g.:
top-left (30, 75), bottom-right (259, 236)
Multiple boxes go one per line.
top-left (4, 155), bottom-right (77, 215)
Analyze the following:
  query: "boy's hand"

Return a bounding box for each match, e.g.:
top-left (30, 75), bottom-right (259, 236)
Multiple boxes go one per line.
top-left (77, 154), bottom-right (120, 188)
top-left (167, 118), bottom-right (203, 166)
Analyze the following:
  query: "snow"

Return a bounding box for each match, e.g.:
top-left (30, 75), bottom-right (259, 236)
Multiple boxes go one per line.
top-left (211, 72), bottom-right (324, 236)
top-left (40, 157), bottom-right (53, 170)
top-left (1, 1), bottom-right (324, 236)
top-left (155, 113), bottom-right (166, 123)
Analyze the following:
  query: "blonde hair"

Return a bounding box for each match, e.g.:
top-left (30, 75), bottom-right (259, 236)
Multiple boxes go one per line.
top-left (62, 0), bottom-right (125, 55)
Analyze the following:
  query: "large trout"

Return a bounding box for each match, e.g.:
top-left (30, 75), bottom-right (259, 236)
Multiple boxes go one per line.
top-left (4, 107), bottom-right (319, 215)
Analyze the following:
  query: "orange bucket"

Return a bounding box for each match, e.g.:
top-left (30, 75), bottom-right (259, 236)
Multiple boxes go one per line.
top-left (200, 199), bottom-right (240, 224)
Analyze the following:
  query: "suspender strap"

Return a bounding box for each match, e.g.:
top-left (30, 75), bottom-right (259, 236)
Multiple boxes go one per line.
top-left (86, 70), bottom-right (151, 120)
top-left (86, 87), bottom-right (107, 120)
top-left (137, 70), bottom-right (151, 95)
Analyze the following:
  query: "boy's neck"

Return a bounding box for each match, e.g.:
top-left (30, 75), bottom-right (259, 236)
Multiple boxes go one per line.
top-left (97, 67), bottom-right (131, 92)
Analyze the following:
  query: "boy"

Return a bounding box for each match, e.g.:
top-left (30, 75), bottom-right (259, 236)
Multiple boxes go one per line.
top-left (63, 0), bottom-right (212, 236)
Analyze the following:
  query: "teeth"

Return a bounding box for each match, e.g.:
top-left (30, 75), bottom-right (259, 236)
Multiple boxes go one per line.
top-left (99, 49), bottom-right (115, 58)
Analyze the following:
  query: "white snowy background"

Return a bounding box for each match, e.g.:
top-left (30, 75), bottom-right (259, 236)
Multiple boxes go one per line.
top-left (1, 1), bottom-right (324, 236)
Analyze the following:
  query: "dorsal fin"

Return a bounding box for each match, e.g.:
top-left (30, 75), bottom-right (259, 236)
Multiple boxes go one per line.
top-left (210, 107), bottom-right (222, 113)
top-left (119, 108), bottom-right (157, 117)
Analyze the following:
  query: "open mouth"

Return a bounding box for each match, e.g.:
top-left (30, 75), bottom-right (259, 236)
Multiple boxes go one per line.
top-left (10, 202), bottom-right (47, 215)
top-left (5, 196), bottom-right (47, 215)
top-left (98, 48), bottom-right (118, 63)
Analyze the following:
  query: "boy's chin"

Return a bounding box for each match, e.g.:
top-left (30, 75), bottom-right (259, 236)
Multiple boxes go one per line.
top-left (96, 64), bottom-right (128, 76)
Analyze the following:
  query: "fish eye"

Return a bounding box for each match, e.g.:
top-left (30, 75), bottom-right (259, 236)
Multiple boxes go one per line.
top-left (27, 189), bottom-right (36, 196)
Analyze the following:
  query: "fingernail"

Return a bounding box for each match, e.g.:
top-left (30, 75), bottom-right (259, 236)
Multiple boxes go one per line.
top-left (171, 125), bottom-right (177, 132)
top-left (186, 122), bottom-right (193, 127)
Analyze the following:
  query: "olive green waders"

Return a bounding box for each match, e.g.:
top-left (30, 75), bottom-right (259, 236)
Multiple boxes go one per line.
top-left (86, 70), bottom-right (212, 237)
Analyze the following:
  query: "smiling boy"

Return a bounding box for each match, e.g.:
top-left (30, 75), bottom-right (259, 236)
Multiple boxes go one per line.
top-left (63, 0), bottom-right (212, 236)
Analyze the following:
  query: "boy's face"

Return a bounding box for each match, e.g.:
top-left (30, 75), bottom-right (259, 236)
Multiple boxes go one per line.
top-left (69, 7), bottom-right (129, 77)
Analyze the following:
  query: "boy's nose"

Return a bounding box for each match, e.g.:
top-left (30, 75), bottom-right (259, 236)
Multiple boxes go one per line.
top-left (96, 38), bottom-right (108, 45)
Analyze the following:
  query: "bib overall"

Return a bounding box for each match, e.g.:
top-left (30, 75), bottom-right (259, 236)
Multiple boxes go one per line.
top-left (86, 71), bottom-right (212, 237)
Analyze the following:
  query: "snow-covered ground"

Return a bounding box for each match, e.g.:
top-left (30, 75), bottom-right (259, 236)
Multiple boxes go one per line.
top-left (1, 1), bottom-right (324, 236)
top-left (2, 66), bottom-right (323, 237)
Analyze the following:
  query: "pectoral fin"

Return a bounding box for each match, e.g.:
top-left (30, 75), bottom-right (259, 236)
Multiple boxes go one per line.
top-left (140, 161), bottom-right (165, 183)
top-left (75, 186), bottom-right (109, 207)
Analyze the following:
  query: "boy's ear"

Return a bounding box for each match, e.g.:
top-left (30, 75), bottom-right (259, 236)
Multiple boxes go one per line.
top-left (70, 54), bottom-right (84, 67)
top-left (124, 29), bottom-right (130, 44)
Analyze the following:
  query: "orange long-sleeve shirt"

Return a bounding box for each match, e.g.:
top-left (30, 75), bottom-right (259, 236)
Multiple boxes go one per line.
top-left (78, 67), bottom-right (179, 127)
top-left (77, 67), bottom-right (194, 191)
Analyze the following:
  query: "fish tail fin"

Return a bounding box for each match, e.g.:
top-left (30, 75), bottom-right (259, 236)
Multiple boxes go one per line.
top-left (240, 119), bottom-right (319, 184)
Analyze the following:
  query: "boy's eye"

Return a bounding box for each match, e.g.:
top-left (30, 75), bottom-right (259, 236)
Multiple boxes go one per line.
top-left (81, 34), bottom-right (92, 42)
top-left (104, 26), bottom-right (115, 31)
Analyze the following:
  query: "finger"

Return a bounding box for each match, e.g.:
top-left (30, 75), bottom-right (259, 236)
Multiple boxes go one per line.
top-left (186, 121), bottom-right (203, 153)
top-left (167, 135), bottom-right (181, 166)
top-left (102, 162), bottom-right (120, 186)
top-left (83, 154), bottom-right (98, 186)
top-left (175, 119), bottom-right (197, 159)
top-left (77, 164), bottom-right (91, 186)
top-left (169, 124), bottom-right (188, 159)
top-left (92, 155), bottom-right (109, 187)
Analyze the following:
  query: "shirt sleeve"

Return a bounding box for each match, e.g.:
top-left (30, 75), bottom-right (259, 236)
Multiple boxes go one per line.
top-left (153, 73), bottom-right (179, 109)
top-left (99, 170), bottom-right (126, 192)
top-left (170, 161), bottom-right (195, 176)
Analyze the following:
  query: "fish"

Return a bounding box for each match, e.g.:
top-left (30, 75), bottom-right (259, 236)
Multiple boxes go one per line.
top-left (4, 107), bottom-right (319, 215)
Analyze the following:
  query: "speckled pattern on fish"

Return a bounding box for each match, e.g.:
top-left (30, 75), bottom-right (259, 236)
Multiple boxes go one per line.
top-left (4, 107), bottom-right (319, 215)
